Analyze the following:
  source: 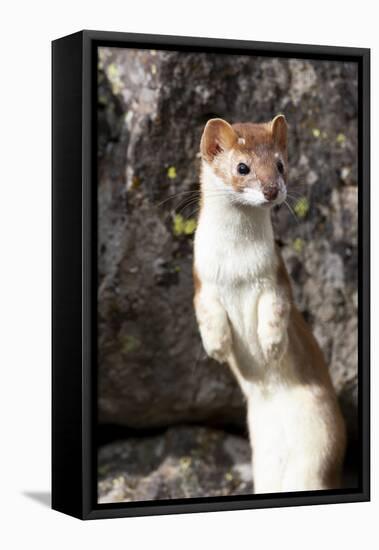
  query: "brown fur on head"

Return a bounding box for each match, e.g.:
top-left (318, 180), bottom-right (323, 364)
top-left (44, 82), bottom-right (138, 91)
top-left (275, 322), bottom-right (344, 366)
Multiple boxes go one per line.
top-left (200, 115), bottom-right (288, 207)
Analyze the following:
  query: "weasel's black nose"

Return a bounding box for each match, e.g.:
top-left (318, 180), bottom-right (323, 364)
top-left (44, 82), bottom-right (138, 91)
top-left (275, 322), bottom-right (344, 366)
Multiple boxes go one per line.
top-left (263, 185), bottom-right (279, 201)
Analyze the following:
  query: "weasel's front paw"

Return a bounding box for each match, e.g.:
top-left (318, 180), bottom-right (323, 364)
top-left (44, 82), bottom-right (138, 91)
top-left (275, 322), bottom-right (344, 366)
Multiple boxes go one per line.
top-left (200, 323), bottom-right (232, 363)
top-left (258, 323), bottom-right (288, 365)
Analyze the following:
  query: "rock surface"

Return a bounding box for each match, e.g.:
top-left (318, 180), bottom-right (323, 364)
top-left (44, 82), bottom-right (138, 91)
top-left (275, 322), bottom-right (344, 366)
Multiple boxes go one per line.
top-left (98, 426), bottom-right (253, 503)
top-left (97, 48), bottom-right (358, 440)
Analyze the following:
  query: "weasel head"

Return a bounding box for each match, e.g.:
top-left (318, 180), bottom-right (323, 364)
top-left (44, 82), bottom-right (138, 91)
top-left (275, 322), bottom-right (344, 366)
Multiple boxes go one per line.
top-left (200, 115), bottom-right (288, 208)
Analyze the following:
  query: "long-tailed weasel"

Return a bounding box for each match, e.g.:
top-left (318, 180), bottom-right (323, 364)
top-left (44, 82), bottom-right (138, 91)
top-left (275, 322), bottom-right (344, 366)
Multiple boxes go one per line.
top-left (193, 115), bottom-right (346, 493)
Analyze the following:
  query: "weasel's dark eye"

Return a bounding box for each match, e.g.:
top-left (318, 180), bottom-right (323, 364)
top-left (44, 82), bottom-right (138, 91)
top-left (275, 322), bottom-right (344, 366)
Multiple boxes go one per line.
top-left (276, 159), bottom-right (285, 174)
top-left (237, 163), bottom-right (250, 175)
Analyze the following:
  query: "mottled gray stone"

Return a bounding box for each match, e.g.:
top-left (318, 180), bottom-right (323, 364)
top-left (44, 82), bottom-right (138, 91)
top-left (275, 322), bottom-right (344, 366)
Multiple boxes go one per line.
top-left (98, 426), bottom-right (253, 503)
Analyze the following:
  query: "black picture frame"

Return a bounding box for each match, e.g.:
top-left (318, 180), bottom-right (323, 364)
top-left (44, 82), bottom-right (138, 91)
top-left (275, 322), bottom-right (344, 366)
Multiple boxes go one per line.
top-left (52, 30), bottom-right (370, 520)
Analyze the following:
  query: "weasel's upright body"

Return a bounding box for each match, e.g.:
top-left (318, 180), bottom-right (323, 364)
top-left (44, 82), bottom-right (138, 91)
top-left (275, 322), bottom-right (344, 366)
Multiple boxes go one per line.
top-left (193, 116), bottom-right (346, 493)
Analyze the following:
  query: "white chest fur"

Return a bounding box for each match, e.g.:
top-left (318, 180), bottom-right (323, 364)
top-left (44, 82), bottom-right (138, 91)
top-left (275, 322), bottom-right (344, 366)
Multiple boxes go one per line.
top-left (194, 168), bottom-right (281, 378)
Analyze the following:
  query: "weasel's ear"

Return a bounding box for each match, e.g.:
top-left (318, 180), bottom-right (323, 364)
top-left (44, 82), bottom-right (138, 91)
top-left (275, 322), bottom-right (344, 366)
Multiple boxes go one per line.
top-left (200, 118), bottom-right (237, 162)
top-left (271, 114), bottom-right (287, 150)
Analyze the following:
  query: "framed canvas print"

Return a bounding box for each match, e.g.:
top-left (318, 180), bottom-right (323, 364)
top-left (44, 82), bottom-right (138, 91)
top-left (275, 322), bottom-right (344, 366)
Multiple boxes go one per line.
top-left (52, 30), bottom-right (370, 520)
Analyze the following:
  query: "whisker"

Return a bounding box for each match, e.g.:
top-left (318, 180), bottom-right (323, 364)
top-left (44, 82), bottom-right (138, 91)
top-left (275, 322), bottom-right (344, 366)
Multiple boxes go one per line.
top-left (286, 193), bottom-right (302, 202)
top-left (175, 199), bottom-right (201, 215)
top-left (284, 200), bottom-right (300, 226)
top-left (184, 206), bottom-right (201, 220)
top-left (173, 193), bottom-right (236, 212)
top-left (155, 190), bottom-right (201, 208)
top-left (287, 184), bottom-right (305, 192)
top-left (156, 189), bottom-right (237, 210)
